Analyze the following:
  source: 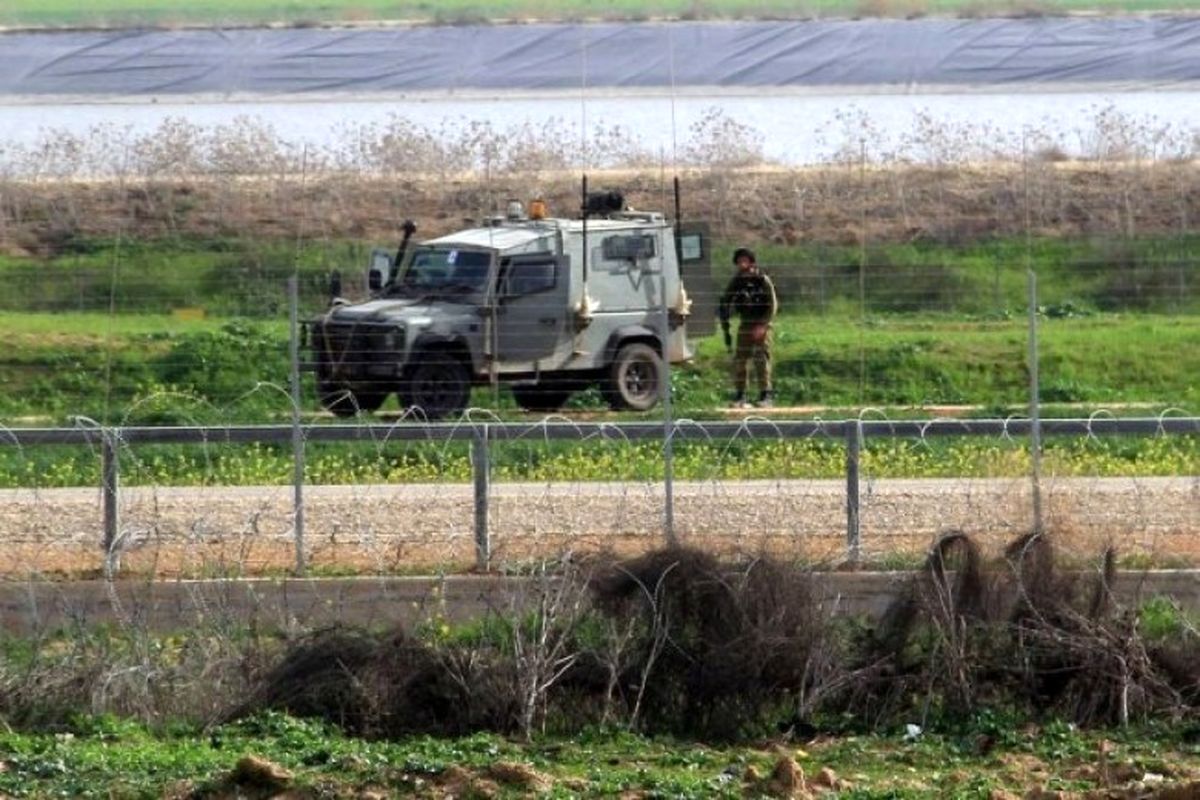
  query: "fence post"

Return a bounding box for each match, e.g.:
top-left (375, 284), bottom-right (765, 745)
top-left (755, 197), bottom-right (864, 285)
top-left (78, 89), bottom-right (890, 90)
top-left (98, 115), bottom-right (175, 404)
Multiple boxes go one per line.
top-left (657, 246), bottom-right (677, 547)
top-left (101, 428), bottom-right (119, 557)
top-left (288, 275), bottom-right (307, 576)
top-left (1027, 270), bottom-right (1043, 533)
top-left (845, 420), bottom-right (862, 562)
top-left (472, 425), bottom-right (491, 571)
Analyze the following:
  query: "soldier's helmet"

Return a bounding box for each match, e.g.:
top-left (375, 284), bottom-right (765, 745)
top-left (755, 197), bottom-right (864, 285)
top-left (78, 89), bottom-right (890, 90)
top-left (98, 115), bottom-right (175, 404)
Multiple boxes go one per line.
top-left (732, 247), bottom-right (756, 266)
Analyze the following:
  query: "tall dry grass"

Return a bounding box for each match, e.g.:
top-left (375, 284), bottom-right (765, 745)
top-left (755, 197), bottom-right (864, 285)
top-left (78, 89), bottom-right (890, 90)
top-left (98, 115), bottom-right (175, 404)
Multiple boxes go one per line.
top-left (0, 104), bottom-right (1195, 256)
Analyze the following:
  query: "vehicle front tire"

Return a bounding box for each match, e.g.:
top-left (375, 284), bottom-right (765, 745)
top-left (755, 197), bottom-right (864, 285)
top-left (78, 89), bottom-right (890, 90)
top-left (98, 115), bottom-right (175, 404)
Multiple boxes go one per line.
top-left (399, 355), bottom-right (471, 420)
top-left (318, 382), bottom-right (388, 417)
top-left (605, 342), bottom-right (662, 412)
top-left (511, 383), bottom-right (574, 413)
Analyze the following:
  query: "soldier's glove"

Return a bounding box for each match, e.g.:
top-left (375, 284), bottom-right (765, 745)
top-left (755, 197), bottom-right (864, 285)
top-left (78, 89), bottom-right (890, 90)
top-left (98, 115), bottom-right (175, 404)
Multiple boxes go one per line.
top-left (721, 324), bottom-right (732, 353)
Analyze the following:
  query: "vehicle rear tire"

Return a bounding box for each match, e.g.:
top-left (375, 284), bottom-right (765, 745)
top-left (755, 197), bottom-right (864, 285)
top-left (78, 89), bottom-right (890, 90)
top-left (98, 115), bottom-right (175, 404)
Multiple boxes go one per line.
top-left (399, 355), bottom-right (471, 420)
top-left (318, 382), bottom-right (388, 417)
top-left (511, 383), bottom-right (574, 413)
top-left (605, 342), bottom-right (662, 412)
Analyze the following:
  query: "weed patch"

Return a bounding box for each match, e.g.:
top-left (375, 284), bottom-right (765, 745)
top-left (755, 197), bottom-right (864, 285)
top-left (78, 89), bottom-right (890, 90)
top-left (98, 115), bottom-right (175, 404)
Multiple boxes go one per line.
top-left (205, 538), bottom-right (1200, 742)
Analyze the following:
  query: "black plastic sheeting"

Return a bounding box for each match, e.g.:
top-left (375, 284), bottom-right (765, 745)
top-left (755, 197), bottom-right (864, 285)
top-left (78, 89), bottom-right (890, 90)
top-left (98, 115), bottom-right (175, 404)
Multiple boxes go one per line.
top-left (2, 17), bottom-right (1199, 98)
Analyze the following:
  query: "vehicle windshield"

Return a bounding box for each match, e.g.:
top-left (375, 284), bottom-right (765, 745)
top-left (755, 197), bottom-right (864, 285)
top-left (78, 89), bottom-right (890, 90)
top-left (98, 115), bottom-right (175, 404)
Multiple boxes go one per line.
top-left (393, 247), bottom-right (492, 295)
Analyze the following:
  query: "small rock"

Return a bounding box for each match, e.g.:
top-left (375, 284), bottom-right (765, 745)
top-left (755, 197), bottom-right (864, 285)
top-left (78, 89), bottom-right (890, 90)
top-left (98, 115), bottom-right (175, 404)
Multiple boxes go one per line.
top-left (469, 777), bottom-right (501, 798)
top-left (439, 765), bottom-right (473, 783)
top-left (1154, 781), bottom-right (1200, 800)
top-left (1112, 763), bottom-right (1142, 783)
top-left (487, 761), bottom-right (552, 792)
top-left (232, 755), bottom-right (293, 789)
top-left (771, 757), bottom-right (805, 790)
top-left (1024, 790), bottom-right (1068, 800)
top-left (811, 767), bottom-right (840, 789)
top-left (1067, 765), bottom-right (1099, 782)
top-left (158, 780), bottom-right (195, 800)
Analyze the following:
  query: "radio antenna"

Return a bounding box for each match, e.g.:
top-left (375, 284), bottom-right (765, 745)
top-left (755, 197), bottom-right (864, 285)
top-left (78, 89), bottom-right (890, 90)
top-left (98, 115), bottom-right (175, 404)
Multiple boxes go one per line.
top-left (668, 26), bottom-right (682, 259)
top-left (580, 29), bottom-right (591, 288)
top-left (668, 25), bottom-right (679, 171)
top-left (581, 174), bottom-right (589, 284)
top-left (580, 26), bottom-right (589, 171)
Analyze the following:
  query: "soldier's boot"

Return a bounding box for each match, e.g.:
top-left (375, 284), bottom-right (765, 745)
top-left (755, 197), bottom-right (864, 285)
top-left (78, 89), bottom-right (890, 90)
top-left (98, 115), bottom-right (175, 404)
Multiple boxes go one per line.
top-left (730, 391), bottom-right (751, 409)
top-left (755, 390), bottom-right (774, 409)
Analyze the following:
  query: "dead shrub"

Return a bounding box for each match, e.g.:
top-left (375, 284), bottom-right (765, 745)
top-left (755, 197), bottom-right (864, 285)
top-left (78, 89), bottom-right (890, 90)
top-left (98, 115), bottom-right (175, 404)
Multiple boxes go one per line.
top-left (11, 543), bottom-right (1194, 741)
top-left (226, 626), bottom-right (520, 738)
top-left (222, 547), bottom-right (838, 741)
top-left (588, 546), bottom-right (833, 739)
top-left (0, 619), bottom-right (271, 730)
top-left (857, 530), bottom-right (1200, 729)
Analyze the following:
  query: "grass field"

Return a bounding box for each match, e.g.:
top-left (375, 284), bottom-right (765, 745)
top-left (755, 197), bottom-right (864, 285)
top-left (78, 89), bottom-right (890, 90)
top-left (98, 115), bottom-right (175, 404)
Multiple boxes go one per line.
top-left (0, 307), bottom-right (1195, 488)
top-left (0, 0), bottom-right (1194, 28)
top-left (1, 308), bottom-right (1197, 421)
top-left (0, 233), bottom-right (1196, 421)
top-left (3, 583), bottom-right (1200, 795)
top-left (1, 712), bottom-right (1198, 798)
top-left (0, 230), bottom-right (1194, 486)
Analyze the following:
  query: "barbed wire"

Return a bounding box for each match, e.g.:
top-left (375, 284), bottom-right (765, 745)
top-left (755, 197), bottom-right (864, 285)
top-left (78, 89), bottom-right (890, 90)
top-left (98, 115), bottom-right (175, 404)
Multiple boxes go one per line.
top-left (0, 406), bottom-right (1194, 578)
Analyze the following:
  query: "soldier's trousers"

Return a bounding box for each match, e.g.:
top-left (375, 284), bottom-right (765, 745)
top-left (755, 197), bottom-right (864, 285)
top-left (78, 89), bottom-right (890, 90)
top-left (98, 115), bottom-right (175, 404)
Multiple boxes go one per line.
top-left (733, 323), bottom-right (773, 395)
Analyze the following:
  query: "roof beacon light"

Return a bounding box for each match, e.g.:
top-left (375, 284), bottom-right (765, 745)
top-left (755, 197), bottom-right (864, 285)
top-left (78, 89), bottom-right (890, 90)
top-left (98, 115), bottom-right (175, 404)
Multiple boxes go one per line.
top-left (529, 198), bottom-right (547, 220)
top-left (506, 199), bottom-right (525, 220)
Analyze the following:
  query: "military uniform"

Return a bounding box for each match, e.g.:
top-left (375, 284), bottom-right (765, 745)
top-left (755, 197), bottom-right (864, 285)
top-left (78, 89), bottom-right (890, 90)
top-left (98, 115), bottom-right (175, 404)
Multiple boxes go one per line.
top-left (718, 250), bottom-right (778, 407)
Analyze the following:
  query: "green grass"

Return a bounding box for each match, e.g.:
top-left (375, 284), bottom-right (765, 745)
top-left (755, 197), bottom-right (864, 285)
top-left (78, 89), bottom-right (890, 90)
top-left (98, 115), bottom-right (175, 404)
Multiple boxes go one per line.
top-left (5, 234), bottom-right (1195, 317)
top-left (0, 237), bottom-right (354, 318)
top-left (0, 234), bottom-right (1197, 421)
top-left (0, 711), bottom-right (1197, 799)
top-left (0, 234), bottom-right (1195, 487)
top-left (0, 430), bottom-right (1195, 488)
top-left (0, 309), bottom-right (1196, 422)
top-left (1, 0), bottom-right (1195, 28)
top-left (0, 312), bottom-right (219, 337)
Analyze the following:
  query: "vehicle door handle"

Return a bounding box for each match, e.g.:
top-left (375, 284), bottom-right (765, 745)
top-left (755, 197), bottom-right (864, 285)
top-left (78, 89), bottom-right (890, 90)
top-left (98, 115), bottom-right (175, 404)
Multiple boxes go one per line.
top-left (538, 317), bottom-right (557, 326)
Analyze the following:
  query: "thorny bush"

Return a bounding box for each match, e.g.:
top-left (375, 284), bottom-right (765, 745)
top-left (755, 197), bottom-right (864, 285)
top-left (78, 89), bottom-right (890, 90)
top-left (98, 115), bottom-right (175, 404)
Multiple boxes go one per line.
top-left (2, 537), bottom-right (1198, 741)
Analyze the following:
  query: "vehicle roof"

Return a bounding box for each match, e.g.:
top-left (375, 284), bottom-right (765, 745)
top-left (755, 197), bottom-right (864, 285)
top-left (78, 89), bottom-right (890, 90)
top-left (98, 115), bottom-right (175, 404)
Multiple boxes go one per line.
top-left (423, 215), bottom-right (666, 251)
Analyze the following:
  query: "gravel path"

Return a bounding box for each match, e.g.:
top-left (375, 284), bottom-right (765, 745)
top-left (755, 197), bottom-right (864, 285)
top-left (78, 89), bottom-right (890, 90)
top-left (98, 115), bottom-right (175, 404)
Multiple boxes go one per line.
top-left (1, 477), bottom-right (1196, 575)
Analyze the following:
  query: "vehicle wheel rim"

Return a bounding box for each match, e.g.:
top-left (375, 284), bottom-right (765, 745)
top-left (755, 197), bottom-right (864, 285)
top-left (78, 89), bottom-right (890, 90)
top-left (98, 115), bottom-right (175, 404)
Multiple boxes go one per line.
top-left (413, 368), bottom-right (464, 414)
top-left (624, 358), bottom-right (657, 402)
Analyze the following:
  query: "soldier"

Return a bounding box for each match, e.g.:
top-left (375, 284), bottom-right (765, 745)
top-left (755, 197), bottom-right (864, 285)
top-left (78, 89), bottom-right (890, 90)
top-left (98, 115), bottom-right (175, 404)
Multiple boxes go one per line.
top-left (718, 248), bottom-right (778, 409)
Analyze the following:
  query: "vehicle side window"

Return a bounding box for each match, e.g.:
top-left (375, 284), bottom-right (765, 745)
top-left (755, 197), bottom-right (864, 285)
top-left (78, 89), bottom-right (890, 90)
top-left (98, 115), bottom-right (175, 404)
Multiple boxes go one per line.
top-left (506, 260), bottom-right (556, 296)
top-left (602, 234), bottom-right (656, 262)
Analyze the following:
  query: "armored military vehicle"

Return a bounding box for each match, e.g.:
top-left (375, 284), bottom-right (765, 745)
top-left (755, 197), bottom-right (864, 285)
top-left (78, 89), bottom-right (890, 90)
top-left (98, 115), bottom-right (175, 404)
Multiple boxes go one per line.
top-left (304, 191), bottom-right (714, 419)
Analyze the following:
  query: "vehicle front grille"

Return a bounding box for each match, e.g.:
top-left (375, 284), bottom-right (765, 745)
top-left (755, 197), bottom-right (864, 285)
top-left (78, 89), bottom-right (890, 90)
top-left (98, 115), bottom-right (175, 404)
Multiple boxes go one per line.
top-left (314, 323), bottom-right (374, 376)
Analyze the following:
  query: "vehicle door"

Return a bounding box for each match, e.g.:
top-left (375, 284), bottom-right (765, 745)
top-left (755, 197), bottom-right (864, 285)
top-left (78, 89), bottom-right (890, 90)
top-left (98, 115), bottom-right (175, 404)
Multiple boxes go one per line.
top-left (675, 222), bottom-right (715, 335)
top-left (495, 254), bottom-right (570, 364)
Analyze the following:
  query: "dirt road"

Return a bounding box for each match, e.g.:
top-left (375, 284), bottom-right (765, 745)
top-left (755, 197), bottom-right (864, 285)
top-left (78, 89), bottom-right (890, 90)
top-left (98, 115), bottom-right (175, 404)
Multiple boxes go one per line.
top-left (0, 476), bottom-right (1196, 576)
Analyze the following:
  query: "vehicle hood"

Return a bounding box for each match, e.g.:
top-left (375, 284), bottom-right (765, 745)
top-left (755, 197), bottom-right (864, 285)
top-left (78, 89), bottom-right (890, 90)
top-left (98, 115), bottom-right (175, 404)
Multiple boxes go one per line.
top-left (322, 297), bottom-right (478, 326)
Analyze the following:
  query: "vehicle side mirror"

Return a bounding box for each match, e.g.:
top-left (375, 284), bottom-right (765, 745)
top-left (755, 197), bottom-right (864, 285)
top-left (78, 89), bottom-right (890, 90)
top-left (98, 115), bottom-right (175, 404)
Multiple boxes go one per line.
top-left (328, 269), bottom-right (342, 299)
top-left (367, 251), bottom-right (391, 292)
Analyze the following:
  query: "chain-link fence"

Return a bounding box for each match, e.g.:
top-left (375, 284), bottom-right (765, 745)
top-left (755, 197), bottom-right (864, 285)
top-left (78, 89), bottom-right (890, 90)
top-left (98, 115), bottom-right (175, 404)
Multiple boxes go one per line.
top-left (1, 113), bottom-right (1197, 583)
top-left (1, 416), bottom-right (1196, 580)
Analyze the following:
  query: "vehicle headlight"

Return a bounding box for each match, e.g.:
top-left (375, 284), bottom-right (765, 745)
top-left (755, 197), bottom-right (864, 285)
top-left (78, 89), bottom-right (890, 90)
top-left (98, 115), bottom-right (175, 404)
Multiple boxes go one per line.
top-left (383, 326), bottom-right (405, 350)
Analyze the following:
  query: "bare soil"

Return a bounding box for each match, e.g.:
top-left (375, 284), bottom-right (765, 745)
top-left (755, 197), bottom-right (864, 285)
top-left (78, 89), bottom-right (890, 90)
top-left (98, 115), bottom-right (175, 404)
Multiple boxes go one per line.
top-left (0, 476), bottom-right (1195, 576)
